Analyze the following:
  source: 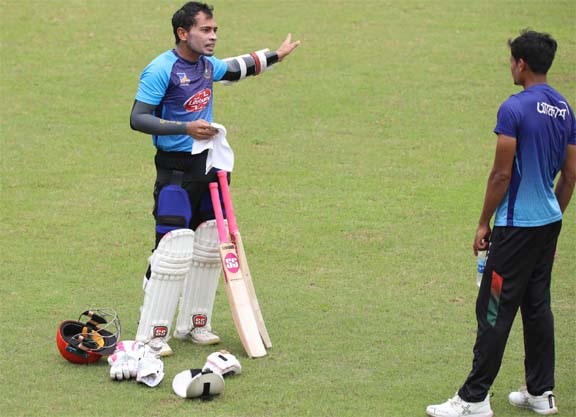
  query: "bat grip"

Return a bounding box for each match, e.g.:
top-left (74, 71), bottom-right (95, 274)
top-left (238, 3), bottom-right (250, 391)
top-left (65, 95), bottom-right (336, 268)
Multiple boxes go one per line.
top-left (209, 182), bottom-right (229, 243)
top-left (217, 170), bottom-right (238, 235)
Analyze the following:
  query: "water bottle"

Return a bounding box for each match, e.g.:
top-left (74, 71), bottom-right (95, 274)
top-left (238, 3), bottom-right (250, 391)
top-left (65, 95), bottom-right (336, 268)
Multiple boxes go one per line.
top-left (476, 250), bottom-right (486, 287)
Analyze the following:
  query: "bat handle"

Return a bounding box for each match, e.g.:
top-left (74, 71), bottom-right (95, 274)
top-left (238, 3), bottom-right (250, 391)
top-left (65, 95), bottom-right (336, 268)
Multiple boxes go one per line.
top-left (209, 182), bottom-right (229, 244)
top-left (217, 170), bottom-right (238, 235)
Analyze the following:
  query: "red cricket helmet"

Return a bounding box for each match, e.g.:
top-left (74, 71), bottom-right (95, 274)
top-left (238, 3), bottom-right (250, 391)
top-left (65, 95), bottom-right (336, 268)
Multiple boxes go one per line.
top-left (56, 309), bottom-right (121, 364)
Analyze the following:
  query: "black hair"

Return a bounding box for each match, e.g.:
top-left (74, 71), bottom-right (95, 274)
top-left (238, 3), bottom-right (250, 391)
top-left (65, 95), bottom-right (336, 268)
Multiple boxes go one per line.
top-left (172, 2), bottom-right (214, 44)
top-left (508, 29), bottom-right (557, 75)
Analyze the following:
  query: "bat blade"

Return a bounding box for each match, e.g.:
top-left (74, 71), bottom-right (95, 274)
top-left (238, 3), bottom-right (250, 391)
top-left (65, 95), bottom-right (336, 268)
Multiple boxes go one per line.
top-left (233, 231), bottom-right (272, 348)
top-left (217, 171), bottom-right (272, 348)
top-left (218, 242), bottom-right (267, 358)
top-left (210, 182), bottom-right (266, 358)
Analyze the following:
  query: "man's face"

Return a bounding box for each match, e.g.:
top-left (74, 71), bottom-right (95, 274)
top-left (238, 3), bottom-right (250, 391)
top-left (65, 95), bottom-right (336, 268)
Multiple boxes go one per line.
top-left (180, 12), bottom-right (218, 57)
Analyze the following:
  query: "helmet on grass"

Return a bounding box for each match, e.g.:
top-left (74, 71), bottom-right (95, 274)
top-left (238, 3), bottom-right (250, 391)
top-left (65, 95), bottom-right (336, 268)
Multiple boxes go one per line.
top-left (56, 308), bottom-right (121, 364)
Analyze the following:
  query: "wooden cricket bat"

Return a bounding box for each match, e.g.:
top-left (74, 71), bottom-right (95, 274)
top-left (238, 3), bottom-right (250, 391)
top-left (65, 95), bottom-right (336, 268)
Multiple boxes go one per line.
top-left (209, 182), bottom-right (267, 358)
top-left (217, 171), bottom-right (272, 348)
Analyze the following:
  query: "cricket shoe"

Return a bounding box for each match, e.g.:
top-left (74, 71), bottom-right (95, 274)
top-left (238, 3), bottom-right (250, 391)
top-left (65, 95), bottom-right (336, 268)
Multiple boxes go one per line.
top-left (147, 337), bottom-right (173, 357)
top-left (426, 393), bottom-right (493, 417)
top-left (509, 387), bottom-right (558, 415)
top-left (173, 327), bottom-right (220, 345)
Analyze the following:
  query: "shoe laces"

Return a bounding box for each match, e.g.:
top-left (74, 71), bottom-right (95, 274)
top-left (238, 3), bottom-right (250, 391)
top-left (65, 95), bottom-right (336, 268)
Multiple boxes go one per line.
top-left (448, 394), bottom-right (490, 414)
top-left (449, 395), bottom-right (468, 412)
top-left (193, 327), bottom-right (210, 335)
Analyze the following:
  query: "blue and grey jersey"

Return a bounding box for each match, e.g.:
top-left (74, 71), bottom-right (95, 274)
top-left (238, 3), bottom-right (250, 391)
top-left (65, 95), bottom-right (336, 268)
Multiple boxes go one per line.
top-left (493, 84), bottom-right (576, 227)
top-left (135, 50), bottom-right (228, 152)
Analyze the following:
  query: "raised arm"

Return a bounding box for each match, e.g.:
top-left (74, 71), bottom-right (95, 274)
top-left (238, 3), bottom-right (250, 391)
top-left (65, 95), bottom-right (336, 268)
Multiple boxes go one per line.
top-left (220, 33), bottom-right (300, 83)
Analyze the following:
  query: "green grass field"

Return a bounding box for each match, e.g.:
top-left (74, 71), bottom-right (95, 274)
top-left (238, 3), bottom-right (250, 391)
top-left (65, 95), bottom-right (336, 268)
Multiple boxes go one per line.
top-left (1, 1), bottom-right (574, 416)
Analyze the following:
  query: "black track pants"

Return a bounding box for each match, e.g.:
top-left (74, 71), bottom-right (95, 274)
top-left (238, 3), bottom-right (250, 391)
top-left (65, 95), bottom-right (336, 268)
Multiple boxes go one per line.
top-left (458, 221), bottom-right (562, 402)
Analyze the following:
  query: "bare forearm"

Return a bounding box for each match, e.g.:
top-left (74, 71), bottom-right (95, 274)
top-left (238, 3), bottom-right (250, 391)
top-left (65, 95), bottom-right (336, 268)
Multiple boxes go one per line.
top-left (555, 144), bottom-right (576, 213)
top-left (479, 171), bottom-right (511, 225)
top-left (555, 174), bottom-right (575, 213)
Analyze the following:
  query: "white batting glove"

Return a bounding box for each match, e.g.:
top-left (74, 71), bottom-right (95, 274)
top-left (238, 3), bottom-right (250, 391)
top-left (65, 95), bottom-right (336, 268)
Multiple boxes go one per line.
top-left (108, 340), bottom-right (164, 387)
top-left (203, 350), bottom-right (241, 377)
top-left (136, 351), bottom-right (164, 387)
top-left (108, 341), bottom-right (143, 380)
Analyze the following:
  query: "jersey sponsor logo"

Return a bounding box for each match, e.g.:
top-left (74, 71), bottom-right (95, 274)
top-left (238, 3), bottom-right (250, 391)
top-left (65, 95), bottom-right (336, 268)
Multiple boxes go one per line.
top-left (537, 101), bottom-right (569, 120)
top-left (177, 72), bottom-right (191, 85)
top-left (184, 88), bottom-right (211, 112)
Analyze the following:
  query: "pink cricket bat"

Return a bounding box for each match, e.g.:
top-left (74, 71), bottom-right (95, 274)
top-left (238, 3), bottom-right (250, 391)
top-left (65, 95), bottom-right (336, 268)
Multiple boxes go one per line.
top-left (217, 171), bottom-right (272, 348)
top-left (209, 182), bottom-right (266, 358)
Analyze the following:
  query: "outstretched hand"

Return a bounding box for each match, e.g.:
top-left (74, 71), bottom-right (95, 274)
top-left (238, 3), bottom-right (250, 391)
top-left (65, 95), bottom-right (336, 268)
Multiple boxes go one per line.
top-left (277, 33), bottom-right (301, 61)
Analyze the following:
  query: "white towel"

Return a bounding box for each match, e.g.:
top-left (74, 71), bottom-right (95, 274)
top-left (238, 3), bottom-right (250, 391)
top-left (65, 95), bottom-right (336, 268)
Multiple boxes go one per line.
top-left (191, 122), bottom-right (234, 174)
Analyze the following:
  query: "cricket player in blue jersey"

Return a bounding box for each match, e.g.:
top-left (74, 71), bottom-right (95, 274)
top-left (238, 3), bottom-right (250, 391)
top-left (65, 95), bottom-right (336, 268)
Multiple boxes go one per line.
top-left (427, 30), bottom-right (576, 417)
top-left (130, 2), bottom-right (300, 356)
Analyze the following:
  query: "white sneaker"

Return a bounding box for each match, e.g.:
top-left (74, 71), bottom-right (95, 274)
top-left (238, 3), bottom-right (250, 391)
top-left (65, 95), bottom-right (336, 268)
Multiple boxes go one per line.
top-left (173, 327), bottom-right (220, 345)
top-left (191, 327), bottom-right (220, 345)
top-left (509, 387), bottom-right (558, 415)
top-left (147, 337), bottom-right (173, 357)
top-left (426, 393), bottom-right (493, 417)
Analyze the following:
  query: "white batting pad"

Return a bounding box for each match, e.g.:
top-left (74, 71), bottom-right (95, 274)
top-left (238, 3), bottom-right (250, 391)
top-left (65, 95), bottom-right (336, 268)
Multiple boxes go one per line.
top-left (174, 221), bottom-right (221, 337)
top-left (136, 229), bottom-right (194, 343)
top-left (172, 369), bottom-right (224, 399)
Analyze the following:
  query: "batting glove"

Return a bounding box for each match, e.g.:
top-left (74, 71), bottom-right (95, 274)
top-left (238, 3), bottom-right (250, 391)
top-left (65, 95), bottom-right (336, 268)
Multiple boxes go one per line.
top-left (108, 340), bottom-right (143, 380)
top-left (136, 350), bottom-right (164, 387)
top-left (203, 350), bottom-right (242, 377)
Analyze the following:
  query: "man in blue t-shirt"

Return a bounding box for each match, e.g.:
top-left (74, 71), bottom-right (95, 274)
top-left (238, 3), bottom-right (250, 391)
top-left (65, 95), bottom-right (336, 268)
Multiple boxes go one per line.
top-left (130, 1), bottom-right (300, 356)
top-left (427, 30), bottom-right (575, 417)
